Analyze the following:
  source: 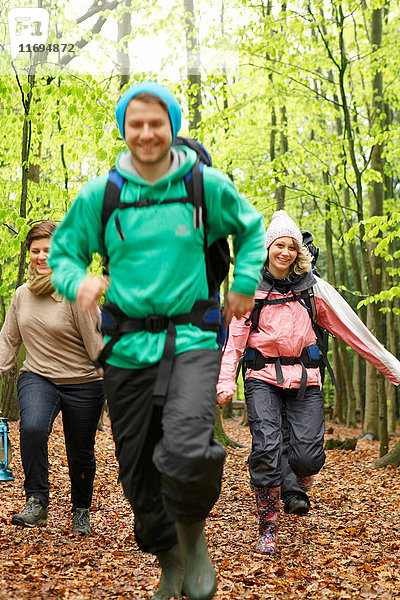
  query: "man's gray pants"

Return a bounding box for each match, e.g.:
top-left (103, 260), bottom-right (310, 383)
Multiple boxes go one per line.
top-left (104, 349), bottom-right (225, 555)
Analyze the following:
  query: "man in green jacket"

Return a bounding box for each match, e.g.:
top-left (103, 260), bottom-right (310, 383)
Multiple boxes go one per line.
top-left (50, 81), bottom-right (266, 600)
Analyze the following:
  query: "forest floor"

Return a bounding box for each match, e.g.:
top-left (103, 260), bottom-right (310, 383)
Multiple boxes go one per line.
top-left (0, 414), bottom-right (399, 600)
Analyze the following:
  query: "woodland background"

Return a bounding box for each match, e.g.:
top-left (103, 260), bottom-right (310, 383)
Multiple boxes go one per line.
top-left (0, 0), bottom-right (400, 464)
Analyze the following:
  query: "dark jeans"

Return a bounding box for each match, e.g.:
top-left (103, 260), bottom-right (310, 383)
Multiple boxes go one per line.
top-left (17, 372), bottom-right (105, 510)
top-left (245, 378), bottom-right (325, 488)
top-left (104, 349), bottom-right (226, 555)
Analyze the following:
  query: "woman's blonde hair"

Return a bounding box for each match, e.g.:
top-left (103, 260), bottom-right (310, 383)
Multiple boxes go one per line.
top-left (291, 239), bottom-right (312, 276)
top-left (265, 238), bottom-right (312, 277)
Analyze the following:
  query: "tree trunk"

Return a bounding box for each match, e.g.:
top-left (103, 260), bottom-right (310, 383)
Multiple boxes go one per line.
top-left (16, 107), bottom-right (31, 288)
top-left (214, 408), bottom-right (242, 448)
top-left (334, 6), bottom-right (375, 322)
top-left (332, 337), bottom-right (344, 422)
top-left (274, 103), bottom-right (287, 210)
top-left (2, 67), bottom-right (37, 419)
top-left (274, 4), bottom-right (288, 210)
top-left (184, 0), bottom-right (201, 131)
top-left (338, 340), bottom-right (356, 428)
top-left (0, 264), bottom-right (5, 326)
top-left (374, 440), bottom-right (400, 467)
top-left (383, 259), bottom-right (397, 434)
top-left (324, 197), bottom-right (344, 422)
top-left (0, 348), bottom-right (25, 421)
top-left (352, 353), bottom-right (364, 423)
top-left (368, 6), bottom-right (387, 454)
top-left (118, 0), bottom-right (131, 89)
top-left (363, 305), bottom-right (379, 439)
top-left (219, 3), bottom-right (233, 178)
top-left (377, 371), bottom-right (388, 457)
top-left (240, 405), bottom-right (248, 427)
top-left (337, 251), bottom-right (357, 426)
top-left (332, 88), bottom-right (365, 414)
top-left (222, 401), bottom-right (233, 419)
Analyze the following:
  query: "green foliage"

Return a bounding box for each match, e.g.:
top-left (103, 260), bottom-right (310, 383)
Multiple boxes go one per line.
top-left (0, 67), bottom-right (123, 307)
top-left (1, 0), bottom-right (400, 326)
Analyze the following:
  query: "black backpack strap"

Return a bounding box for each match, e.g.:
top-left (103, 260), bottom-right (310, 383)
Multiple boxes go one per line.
top-left (303, 287), bottom-right (317, 323)
top-left (245, 284), bottom-right (274, 332)
top-left (152, 319), bottom-right (177, 404)
top-left (304, 288), bottom-right (340, 392)
top-left (102, 168), bottom-right (125, 241)
top-left (184, 156), bottom-right (230, 297)
top-left (184, 156), bottom-right (203, 230)
top-left (101, 168), bottom-right (125, 271)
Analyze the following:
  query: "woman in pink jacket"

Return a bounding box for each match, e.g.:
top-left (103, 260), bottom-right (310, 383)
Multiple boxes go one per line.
top-left (217, 210), bottom-right (400, 556)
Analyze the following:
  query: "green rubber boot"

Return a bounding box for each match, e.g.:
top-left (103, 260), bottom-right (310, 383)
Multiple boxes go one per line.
top-left (175, 520), bottom-right (217, 600)
top-left (151, 543), bottom-right (184, 600)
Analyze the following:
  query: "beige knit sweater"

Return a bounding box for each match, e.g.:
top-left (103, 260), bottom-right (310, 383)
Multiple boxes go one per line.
top-left (0, 284), bottom-right (103, 384)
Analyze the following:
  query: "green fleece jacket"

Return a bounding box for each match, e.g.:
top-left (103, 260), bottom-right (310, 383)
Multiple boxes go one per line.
top-left (50, 147), bottom-right (266, 369)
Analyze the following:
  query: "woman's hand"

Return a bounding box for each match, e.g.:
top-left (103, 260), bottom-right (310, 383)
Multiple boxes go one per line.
top-left (77, 276), bottom-right (108, 315)
top-left (217, 391), bottom-right (232, 407)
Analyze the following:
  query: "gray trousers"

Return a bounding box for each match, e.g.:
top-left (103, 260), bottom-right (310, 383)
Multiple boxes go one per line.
top-left (104, 349), bottom-right (225, 555)
top-left (245, 378), bottom-right (325, 489)
top-left (281, 414), bottom-right (310, 505)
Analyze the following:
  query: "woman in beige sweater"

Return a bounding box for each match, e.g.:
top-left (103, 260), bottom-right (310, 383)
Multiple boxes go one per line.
top-left (0, 221), bottom-right (105, 535)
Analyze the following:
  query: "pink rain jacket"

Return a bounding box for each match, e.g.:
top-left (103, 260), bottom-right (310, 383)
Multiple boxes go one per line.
top-left (217, 273), bottom-right (400, 399)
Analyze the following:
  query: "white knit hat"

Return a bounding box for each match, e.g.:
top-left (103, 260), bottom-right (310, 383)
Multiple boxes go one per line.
top-left (265, 210), bottom-right (303, 248)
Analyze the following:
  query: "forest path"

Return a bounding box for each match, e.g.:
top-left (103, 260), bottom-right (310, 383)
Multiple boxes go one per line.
top-left (0, 415), bottom-right (399, 599)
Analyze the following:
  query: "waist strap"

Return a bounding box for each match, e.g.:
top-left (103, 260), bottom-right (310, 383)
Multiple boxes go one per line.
top-left (244, 347), bottom-right (321, 400)
top-left (95, 299), bottom-right (221, 403)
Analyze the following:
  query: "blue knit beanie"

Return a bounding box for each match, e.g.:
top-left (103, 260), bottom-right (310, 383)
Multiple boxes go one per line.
top-left (115, 81), bottom-right (182, 142)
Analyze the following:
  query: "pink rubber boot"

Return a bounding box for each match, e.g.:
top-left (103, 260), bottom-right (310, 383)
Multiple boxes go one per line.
top-left (254, 486), bottom-right (281, 555)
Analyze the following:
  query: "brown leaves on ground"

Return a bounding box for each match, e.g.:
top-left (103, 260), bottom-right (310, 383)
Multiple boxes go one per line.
top-left (0, 415), bottom-right (399, 600)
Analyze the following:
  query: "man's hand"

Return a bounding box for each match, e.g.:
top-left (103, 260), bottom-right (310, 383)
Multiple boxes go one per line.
top-left (217, 391), bottom-right (232, 407)
top-left (223, 291), bottom-right (254, 326)
top-left (76, 276), bottom-right (108, 315)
